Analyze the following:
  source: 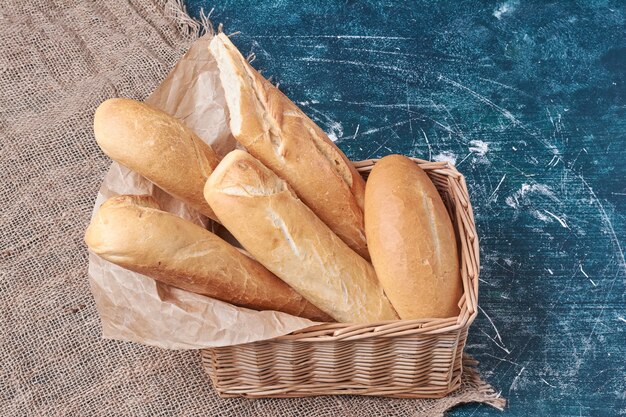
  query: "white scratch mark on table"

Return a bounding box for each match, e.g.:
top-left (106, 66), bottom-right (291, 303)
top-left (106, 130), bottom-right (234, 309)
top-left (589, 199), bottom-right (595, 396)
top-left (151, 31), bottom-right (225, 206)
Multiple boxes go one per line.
top-left (543, 209), bottom-right (570, 229)
top-left (479, 277), bottom-right (495, 286)
top-left (455, 152), bottom-right (473, 167)
top-left (430, 118), bottom-right (456, 135)
top-left (577, 175), bottom-right (625, 271)
top-left (419, 127), bottom-right (433, 160)
top-left (540, 377), bottom-right (557, 388)
top-left (351, 124), bottom-right (360, 140)
top-left (305, 105), bottom-right (343, 141)
top-left (509, 366), bottom-right (526, 394)
top-left (405, 82), bottom-right (413, 133)
top-left (439, 74), bottom-right (521, 125)
top-left (298, 56), bottom-right (418, 76)
top-left (330, 98), bottom-right (428, 112)
top-left (306, 46), bottom-right (474, 64)
top-left (488, 174), bottom-right (507, 203)
top-left (365, 135), bottom-right (393, 159)
top-left (479, 305), bottom-right (510, 354)
top-left (579, 264), bottom-right (589, 279)
top-left (584, 269), bottom-right (622, 356)
top-left (483, 352), bottom-right (521, 367)
top-left (359, 118), bottom-right (421, 136)
top-left (477, 75), bottom-right (532, 97)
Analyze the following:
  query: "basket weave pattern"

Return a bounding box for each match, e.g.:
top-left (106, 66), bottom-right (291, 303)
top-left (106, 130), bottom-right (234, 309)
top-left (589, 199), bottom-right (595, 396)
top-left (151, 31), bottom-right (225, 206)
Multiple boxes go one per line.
top-left (201, 158), bottom-right (479, 398)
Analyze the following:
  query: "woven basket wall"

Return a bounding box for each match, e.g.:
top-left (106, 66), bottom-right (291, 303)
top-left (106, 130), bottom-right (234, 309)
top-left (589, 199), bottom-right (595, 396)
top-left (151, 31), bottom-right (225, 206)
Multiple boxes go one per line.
top-left (201, 157), bottom-right (479, 398)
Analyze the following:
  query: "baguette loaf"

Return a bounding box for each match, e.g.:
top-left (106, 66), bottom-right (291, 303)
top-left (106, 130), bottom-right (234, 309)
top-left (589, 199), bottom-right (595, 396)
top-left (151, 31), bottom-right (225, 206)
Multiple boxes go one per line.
top-left (94, 98), bottom-right (220, 221)
top-left (209, 34), bottom-right (369, 260)
top-left (84, 194), bottom-right (331, 321)
top-left (204, 150), bottom-right (398, 323)
top-left (364, 155), bottom-right (462, 319)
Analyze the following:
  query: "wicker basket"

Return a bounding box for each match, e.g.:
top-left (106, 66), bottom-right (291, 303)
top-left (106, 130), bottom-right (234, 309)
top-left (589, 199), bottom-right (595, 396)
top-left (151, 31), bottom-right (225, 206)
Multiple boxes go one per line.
top-left (201, 157), bottom-right (479, 398)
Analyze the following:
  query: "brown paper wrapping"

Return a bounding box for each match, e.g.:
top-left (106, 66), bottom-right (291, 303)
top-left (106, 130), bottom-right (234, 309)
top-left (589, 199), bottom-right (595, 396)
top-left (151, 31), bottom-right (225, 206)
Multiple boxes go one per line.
top-left (87, 35), bottom-right (317, 350)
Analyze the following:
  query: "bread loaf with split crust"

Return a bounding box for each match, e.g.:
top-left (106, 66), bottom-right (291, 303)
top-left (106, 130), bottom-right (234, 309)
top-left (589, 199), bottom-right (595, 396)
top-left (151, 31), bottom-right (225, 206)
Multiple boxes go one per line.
top-left (209, 33), bottom-right (369, 260)
top-left (84, 194), bottom-right (331, 321)
top-left (204, 150), bottom-right (398, 323)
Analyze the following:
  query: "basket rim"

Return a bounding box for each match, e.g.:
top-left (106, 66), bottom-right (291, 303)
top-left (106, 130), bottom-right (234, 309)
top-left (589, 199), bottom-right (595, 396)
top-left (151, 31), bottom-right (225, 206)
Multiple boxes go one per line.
top-left (227, 156), bottom-right (480, 344)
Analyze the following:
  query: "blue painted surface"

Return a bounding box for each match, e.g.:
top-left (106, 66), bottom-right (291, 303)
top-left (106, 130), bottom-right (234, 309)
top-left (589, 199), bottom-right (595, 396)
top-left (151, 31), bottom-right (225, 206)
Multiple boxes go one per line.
top-left (185, 1), bottom-right (625, 415)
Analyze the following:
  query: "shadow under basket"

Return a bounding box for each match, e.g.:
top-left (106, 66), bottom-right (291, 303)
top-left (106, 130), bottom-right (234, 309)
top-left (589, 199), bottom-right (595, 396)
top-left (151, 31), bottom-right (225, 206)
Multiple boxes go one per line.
top-left (201, 157), bottom-right (479, 398)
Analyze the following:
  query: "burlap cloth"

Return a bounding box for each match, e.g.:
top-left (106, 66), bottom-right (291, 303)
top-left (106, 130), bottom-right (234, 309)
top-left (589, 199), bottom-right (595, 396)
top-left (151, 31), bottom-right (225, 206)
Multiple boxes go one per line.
top-left (0, 1), bottom-right (505, 415)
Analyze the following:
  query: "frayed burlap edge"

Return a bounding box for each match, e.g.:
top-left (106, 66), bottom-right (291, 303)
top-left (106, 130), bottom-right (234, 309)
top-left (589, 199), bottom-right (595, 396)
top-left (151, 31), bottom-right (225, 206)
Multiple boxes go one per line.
top-left (459, 356), bottom-right (506, 411)
top-left (165, 0), bottom-right (216, 38)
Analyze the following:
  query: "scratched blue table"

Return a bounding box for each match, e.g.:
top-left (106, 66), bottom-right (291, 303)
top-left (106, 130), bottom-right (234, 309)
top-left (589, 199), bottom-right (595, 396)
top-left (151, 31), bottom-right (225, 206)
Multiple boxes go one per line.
top-left (186, 1), bottom-right (626, 415)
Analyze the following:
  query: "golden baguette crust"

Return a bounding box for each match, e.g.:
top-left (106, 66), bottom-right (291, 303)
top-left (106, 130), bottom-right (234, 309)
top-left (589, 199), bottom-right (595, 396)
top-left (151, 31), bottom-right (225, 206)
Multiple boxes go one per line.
top-left (210, 34), bottom-right (369, 260)
top-left (84, 195), bottom-right (331, 321)
top-left (364, 155), bottom-right (462, 319)
top-left (93, 98), bottom-right (220, 221)
top-left (204, 150), bottom-right (398, 323)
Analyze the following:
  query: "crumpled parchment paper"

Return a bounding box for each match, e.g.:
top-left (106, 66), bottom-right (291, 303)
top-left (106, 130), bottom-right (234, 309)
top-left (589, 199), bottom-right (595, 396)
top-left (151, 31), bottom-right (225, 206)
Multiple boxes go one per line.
top-left (87, 35), bottom-right (317, 350)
